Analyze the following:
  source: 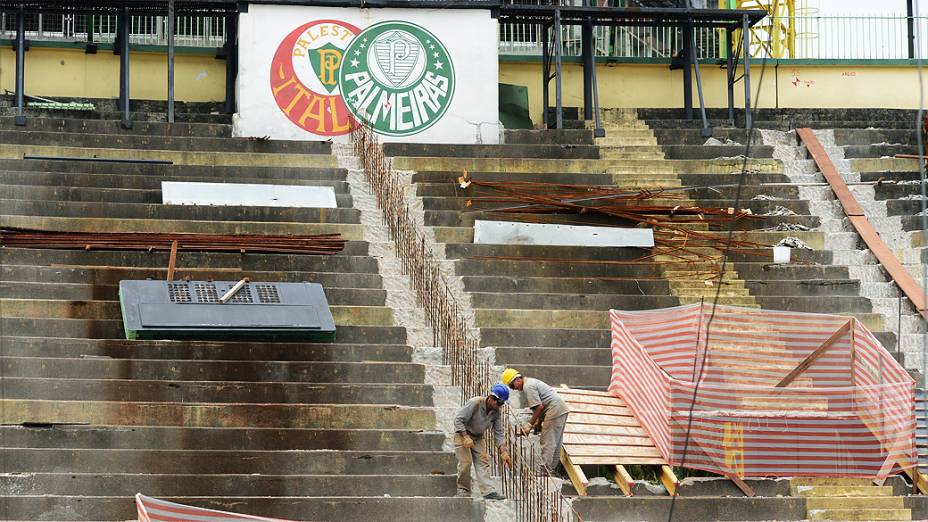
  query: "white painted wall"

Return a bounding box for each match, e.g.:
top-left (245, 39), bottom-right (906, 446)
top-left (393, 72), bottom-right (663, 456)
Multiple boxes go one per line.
top-left (235, 5), bottom-right (500, 144)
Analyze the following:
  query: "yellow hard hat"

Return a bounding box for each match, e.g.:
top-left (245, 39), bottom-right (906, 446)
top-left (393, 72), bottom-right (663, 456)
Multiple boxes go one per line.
top-left (501, 368), bottom-right (521, 386)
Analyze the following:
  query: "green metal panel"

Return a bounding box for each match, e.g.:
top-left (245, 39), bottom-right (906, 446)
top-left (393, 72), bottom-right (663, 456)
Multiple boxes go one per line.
top-left (499, 83), bottom-right (533, 130)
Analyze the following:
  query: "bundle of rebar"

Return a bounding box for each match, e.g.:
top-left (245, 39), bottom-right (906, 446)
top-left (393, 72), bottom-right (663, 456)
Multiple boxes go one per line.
top-left (0, 227), bottom-right (346, 255)
top-left (458, 177), bottom-right (770, 266)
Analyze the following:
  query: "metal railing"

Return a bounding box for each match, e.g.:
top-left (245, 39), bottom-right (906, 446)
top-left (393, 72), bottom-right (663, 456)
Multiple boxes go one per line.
top-left (349, 121), bottom-right (581, 522)
top-left (500, 15), bottom-right (928, 60)
top-left (0, 13), bottom-right (226, 47)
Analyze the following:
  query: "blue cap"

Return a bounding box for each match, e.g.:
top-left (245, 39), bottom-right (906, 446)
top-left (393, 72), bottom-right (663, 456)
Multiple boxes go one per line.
top-left (490, 383), bottom-right (510, 403)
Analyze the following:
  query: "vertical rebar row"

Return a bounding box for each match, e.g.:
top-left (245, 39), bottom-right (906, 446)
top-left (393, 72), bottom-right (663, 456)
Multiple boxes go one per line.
top-left (348, 121), bottom-right (580, 522)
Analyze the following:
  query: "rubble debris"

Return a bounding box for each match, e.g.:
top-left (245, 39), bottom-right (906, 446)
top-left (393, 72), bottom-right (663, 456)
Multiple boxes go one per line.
top-left (762, 205), bottom-right (798, 216)
top-left (776, 236), bottom-right (813, 250)
top-left (752, 194), bottom-right (783, 201)
top-left (768, 223), bottom-right (811, 232)
top-left (704, 137), bottom-right (743, 146)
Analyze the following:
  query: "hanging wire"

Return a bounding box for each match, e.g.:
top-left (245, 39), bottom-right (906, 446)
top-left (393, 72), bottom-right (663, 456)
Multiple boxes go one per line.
top-left (665, 8), bottom-right (774, 521)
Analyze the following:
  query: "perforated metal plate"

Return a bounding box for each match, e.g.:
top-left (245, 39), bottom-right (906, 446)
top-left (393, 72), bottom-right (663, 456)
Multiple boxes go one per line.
top-left (119, 280), bottom-right (336, 341)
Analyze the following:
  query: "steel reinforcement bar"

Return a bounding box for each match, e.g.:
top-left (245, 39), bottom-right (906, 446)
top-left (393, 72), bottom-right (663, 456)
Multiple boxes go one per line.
top-left (349, 122), bottom-right (581, 521)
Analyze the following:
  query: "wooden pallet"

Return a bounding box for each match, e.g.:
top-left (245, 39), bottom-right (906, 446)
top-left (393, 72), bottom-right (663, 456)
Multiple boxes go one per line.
top-left (557, 386), bottom-right (679, 497)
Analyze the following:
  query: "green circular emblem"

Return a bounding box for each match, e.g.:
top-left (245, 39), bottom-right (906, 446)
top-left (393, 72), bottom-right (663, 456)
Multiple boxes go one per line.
top-left (338, 21), bottom-right (455, 137)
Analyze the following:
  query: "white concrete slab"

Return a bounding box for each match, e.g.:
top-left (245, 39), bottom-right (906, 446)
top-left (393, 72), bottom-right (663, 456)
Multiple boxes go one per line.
top-left (473, 220), bottom-right (654, 248)
top-left (161, 181), bottom-right (338, 208)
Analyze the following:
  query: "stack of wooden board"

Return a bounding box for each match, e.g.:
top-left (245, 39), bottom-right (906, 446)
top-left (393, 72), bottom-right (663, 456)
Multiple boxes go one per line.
top-left (557, 386), bottom-right (678, 497)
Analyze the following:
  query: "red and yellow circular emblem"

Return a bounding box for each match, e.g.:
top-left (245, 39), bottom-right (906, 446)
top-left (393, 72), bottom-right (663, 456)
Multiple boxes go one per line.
top-left (270, 20), bottom-right (361, 136)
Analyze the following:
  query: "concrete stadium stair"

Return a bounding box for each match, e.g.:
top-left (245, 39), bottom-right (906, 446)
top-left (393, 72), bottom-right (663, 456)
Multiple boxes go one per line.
top-left (0, 111), bottom-right (483, 521)
top-left (386, 107), bottom-right (923, 520)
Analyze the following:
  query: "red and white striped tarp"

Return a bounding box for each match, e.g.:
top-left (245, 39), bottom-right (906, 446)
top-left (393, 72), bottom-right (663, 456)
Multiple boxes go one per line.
top-left (608, 303), bottom-right (917, 479)
top-left (136, 494), bottom-right (296, 522)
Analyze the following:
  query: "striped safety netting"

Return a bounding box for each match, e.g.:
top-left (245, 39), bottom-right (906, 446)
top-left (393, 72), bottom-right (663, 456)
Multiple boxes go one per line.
top-left (136, 494), bottom-right (294, 522)
top-left (609, 303), bottom-right (917, 479)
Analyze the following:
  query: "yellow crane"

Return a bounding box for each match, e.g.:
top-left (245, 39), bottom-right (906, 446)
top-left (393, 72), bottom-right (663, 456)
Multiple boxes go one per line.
top-left (726, 0), bottom-right (797, 58)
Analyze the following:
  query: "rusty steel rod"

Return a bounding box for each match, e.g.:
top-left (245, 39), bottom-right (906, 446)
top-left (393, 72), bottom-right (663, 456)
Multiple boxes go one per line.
top-left (349, 121), bottom-right (581, 521)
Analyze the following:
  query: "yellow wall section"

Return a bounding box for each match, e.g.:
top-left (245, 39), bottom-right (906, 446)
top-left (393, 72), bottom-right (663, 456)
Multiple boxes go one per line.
top-left (500, 62), bottom-right (927, 125)
top-left (0, 47), bottom-right (225, 102)
top-left (1, 48), bottom-right (923, 114)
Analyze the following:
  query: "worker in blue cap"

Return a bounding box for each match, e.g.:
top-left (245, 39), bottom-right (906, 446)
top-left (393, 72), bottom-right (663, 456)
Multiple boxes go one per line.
top-left (453, 383), bottom-right (513, 500)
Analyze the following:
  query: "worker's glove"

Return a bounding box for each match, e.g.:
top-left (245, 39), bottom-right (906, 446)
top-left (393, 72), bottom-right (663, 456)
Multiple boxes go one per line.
top-left (518, 422), bottom-right (534, 437)
top-left (534, 422), bottom-right (542, 435)
top-left (500, 450), bottom-right (513, 469)
top-left (461, 434), bottom-right (475, 449)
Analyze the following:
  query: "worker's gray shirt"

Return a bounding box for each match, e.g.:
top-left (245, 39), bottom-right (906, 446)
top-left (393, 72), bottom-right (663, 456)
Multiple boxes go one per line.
top-left (523, 378), bottom-right (569, 419)
top-left (453, 396), bottom-right (504, 447)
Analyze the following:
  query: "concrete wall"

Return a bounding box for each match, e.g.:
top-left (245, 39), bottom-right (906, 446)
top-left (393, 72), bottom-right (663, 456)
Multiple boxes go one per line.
top-left (0, 46), bottom-right (225, 102)
top-left (500, 60), bottom-right (927, 125)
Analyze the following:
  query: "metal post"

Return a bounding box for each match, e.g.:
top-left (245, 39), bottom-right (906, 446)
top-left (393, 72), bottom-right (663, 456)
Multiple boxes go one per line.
top-left (542, 21), bottom-right (550, 129)
top-left (691, 30), bottom-right (711, 137)
top-left (908, 0), bottom-right (916, 60)
top-left (682, 22), bottom-right (693, 120)
top-left (224, 14), bottom-right (238, 114)
top-left (726, 27), bottom-right (735, 124)
top-left (582, 3), bottom-right (594, 121)
top-left (554, 8), bottom-right (563, 130)
top-left (14, 5), bottom-right (25, 126)
top-left (118, 8), bottom-right (132, 129)
top-left (167, 0), bottom-right (175, 123)
top-left (742, 14), bottom-right (752, 131)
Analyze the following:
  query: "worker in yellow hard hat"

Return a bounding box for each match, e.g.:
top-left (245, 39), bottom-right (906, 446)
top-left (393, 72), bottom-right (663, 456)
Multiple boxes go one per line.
top-left (502, 368), bottom-right (569, 475)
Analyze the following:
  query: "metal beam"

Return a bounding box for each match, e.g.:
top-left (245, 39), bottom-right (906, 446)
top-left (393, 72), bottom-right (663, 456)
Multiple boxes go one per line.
top-left (118, 7), bottom-right (132, 129)
top-left (554, 7), bottom-right (563, 130)
top-left (582, 3), bottom-right (593, 121)
top-left (726, 27), bottom-right (734, 124)
top-left (542, 20), bottom-right (549, 129)
top-left (682, 22), bottom-right (693, 120)
top-left (690, 28), bottom-right (710, 137)
top-left (908, 0), bottom-right (916, 60)
top-left (741, 13), bottom-right (752, 131)
top-left (224, 13), bottom-right (238, 114)
top-left (14, 5), bottom-right (26, 126)
top-left (167, 0), bottom-right (175, 123)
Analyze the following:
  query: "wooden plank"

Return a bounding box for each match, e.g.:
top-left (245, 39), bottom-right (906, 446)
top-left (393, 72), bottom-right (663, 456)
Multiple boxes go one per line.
top-left (563, 394), bottom-right (628, 407)
top-left (569, 412), bottom-right (640, 427)
top-left (166, 240), bottom-right (178, 281)
top-left (561, 450), bottom-right (589, 497)
top-left (565, 424), bottom-right (648, 437)
top-left (776, 319), bottom-right (852, 387)
top-left (798, 128), bottom-right (928, 319)
top-left (564, 445), bottom-right (663, 458)
top-left (614, 465), bottom-right (634, 497)
top-left (571, 456), bottom-right (667, 466)
top-left (565, 403), bottom-right (633, 417)
top-left (563, 433), bottom-right (657, 447)
top-left (659, 465), bottom-right (679, 496)
top-left (728, 474), bottom-right (755, 497)
top-left (796, 128), bottom-right (865, 216)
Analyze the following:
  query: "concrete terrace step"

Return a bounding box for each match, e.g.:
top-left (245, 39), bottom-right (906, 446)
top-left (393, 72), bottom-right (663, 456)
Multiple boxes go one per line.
top-left (0, 337), bottom-right (411, 362)
top-left (384, 142), bottom-right (599, 159)
top-left (0, 199), bottom-right (361, 223)
top-left (0, 116), bottom-right (232, 137)
top-left (792, 485), bottom-right (894, 497)
top-left (0, 357), bottom-right (422, 383)
top-left (0, 399), bottom-right (436, 429)
top-left (0, 425), bottom-right (446, 451)
top-left (1, 378), bottom-right (434, 406)
top-left (0, 248), bottom-right (381, 273)
top-left (0, 158), bottom-right (348, 180)
top-left (0, 214), bottom-right (364, 239)
top-left (2, 318), bottom-right (408, 343)
top-left (0, 495), bottom-right (484, 522)
top-left (0, 448), bottom-right (455, 475)
top-left (504, 129), bottom-right (594, 145)
top-left (0, 264), bottom-right (383, 289)
top-left (394, 156), bottom-right (783, 174)
top-left (0, 299), bottom-right (395, 326)
top-left (807, 508), bottom-right (911, 521)
top-left (571, 495), bottom-right (805, 521)
top-left (0, 473), bottom-right (457, 497)
top-left (0, 183), bottom-right (354, 205)
top-left (0, 129), bottom-right (332, 154)
top-left (0, 144), bottom-right (338, 168)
